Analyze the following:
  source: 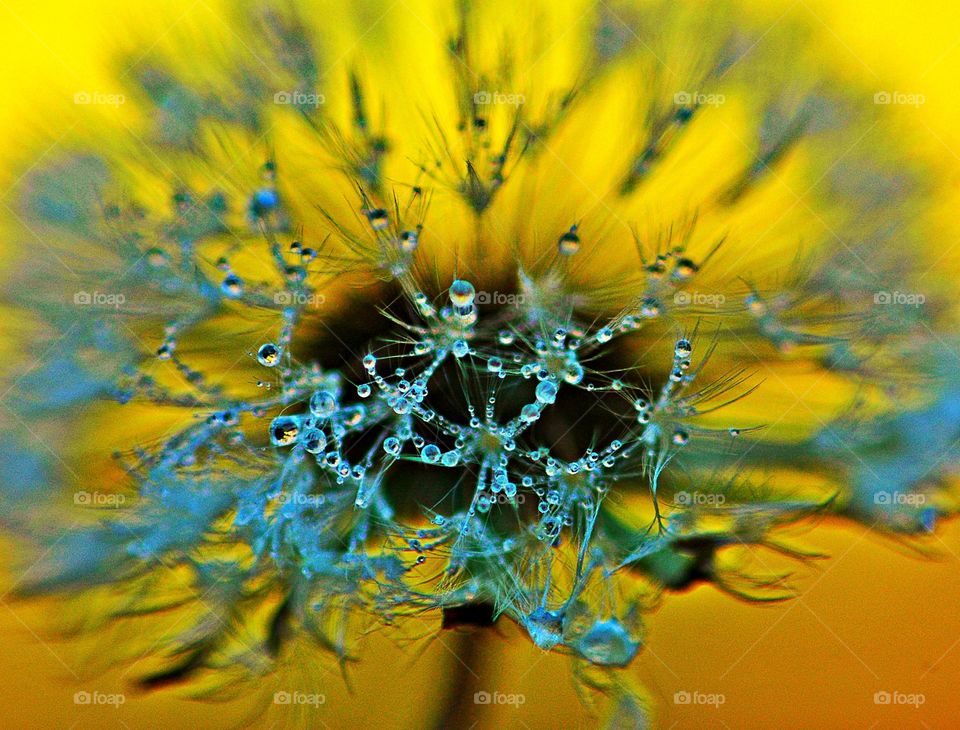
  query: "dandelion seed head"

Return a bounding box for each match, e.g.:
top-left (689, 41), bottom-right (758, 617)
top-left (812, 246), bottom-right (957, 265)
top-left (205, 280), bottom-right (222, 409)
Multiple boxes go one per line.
top-left (3, 0), bottom-right (958, 723)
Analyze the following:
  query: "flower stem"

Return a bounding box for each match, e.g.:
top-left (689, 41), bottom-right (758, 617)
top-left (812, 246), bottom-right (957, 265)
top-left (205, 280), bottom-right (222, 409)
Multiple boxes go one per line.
top-left (432, 629), bottom-right (491, 730)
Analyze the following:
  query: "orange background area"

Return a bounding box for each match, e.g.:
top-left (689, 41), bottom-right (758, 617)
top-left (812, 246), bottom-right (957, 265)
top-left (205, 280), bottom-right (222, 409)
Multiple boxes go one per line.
top-left (1, 520), bottom-right (959, 728)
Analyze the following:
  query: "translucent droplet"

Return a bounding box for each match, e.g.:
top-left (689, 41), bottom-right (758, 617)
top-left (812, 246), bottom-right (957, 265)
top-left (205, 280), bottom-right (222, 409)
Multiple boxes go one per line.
top-left (363, 354), bottom-right (377, 371)
top-left (366, 208), bottom-right (389, 230)
top-left (301, 429), bottom-right (327, 454)
top-left (422, 444), bottom-right (441, 463)
top-left (384, 437), bottom-right (401, 456)
top-left (257, 343), bottom-right (281, 367)
top-left (673, 257), bottom-right (699, 280)
top-left (672, 429), bottom-right (689, 446)
top-left (146, 248), bottom-right (169, 267)
top-left (452, 340), bottom-right (470, 358)
top-left (449, 279), bottom-right (476, 308)
top-left (269, 416), bottom-right (300, 446)
top-left (573, 619), bottom-right (640, 667)
top-left (675, 339), bottom-right (693, 359)
top-left (595, 327), bottom-right (613, 344)
top-left (357, 383), bottom-right (372, 398)
top-left (310, 390), bottom-right (337, 418)
top-left (563, 361), bottom-right (584, 385)
top-left (221, 273), bottom-right (244, 298)
top-left (399, 230), bottom-right (419, 252)
top-left (640, 297), bottom-right (661, 318)
top-left (745, 294), bottom-right (767, 316)
top-left (488, 357), bottom-right (503, 373)
top-left (558, 226), bottom-right (580, 255)
top-left (251, 188), bottom-right (279, 214)
top-left (284, 265), bottom-right (306, 284)
top-left (520, 403), bottom-right (540, 423)
top-left (535, 380), bottom-right (558, 405)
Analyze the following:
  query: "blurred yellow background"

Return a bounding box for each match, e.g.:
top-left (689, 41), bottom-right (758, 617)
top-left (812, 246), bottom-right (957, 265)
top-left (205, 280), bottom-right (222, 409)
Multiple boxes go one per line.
top-left (2, 0), bottom-right (960, 727)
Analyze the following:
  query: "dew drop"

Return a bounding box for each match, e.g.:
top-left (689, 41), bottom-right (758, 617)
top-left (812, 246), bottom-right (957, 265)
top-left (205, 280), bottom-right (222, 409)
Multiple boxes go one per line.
top-left (301, 429), bottom-right (327, 454)
top-left (269, 416), bottom-right (300, 447)
top-left (573, 619), bottom-right (639, 667)
top-left (399, 230), bottom-right (419, 252)
top-left (640, 297), bottom-right (661, 318)
top-left (558, 226), bottom-right (580, 255)
top-left (673, 257), bottom-right (699, 280)
top-left (535, 380), bottom-right (558, 405)
top-left (452, 340), bottom-right (470, 359)
top-left (449, 279), bottom-right (476, 308)
top-left (520, 403), bottom-right (540, 423)
top-left (221, 273), bottom-right (244, 298)
top-left (310, 390), bottom-right (337, 418)
top-left (257, 343), bottom-right (281, 367)
top-left (366, 208), bottom-right (389, 230)
top-left (422, 444), bottom-right (441, 463)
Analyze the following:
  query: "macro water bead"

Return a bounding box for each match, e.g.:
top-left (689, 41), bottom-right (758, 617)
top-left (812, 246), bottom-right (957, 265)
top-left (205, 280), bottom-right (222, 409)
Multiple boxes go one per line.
top-left (535, 380), bottom-right (559, 405)
top-left (558, 226), bottom-right (581, 255)
top-left (448, 279), bottom-right (476, 308)
top-left (257, 343), bottom-right (281, 367)
top-left (4, 1), bottom-right (960, 728)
